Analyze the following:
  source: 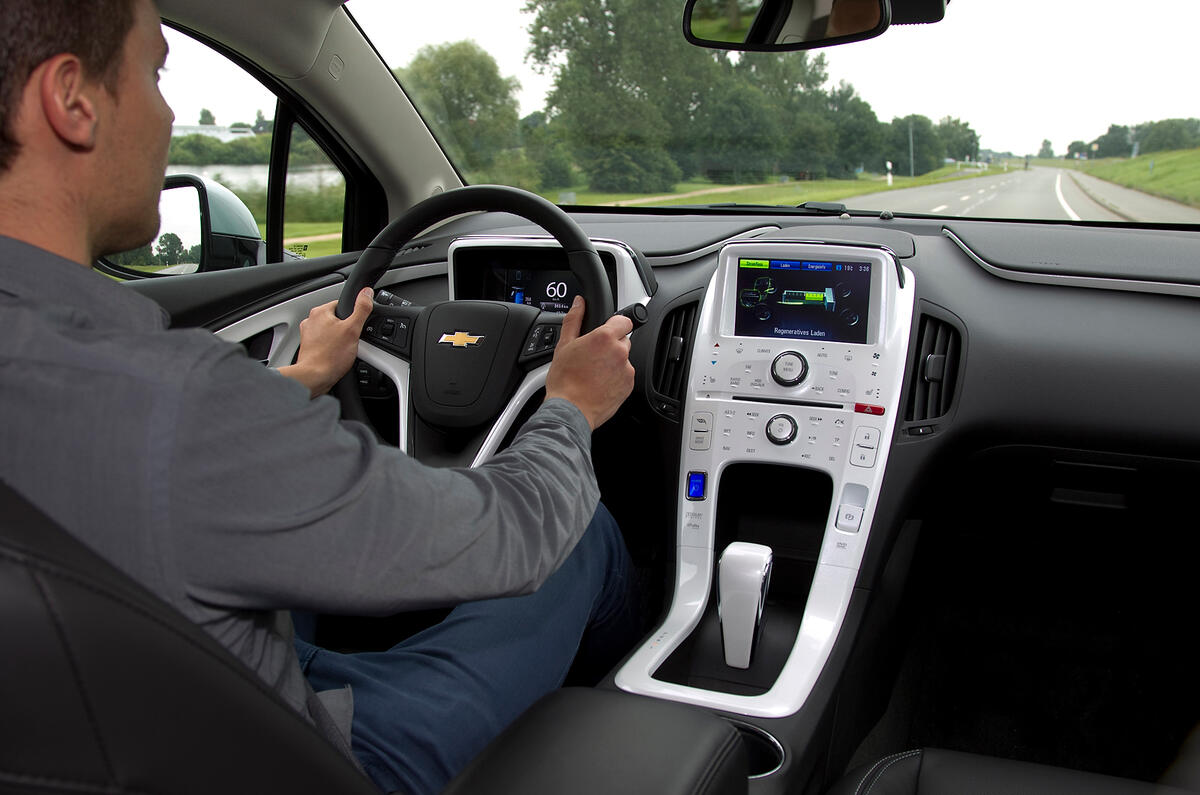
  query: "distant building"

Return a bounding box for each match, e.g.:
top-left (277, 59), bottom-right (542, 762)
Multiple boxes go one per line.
top-left (171, 124), bottom-right (256, 143)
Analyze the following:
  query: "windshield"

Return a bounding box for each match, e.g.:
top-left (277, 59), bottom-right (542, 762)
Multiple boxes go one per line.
top-left (349, 0), bottom-right (1200, 224)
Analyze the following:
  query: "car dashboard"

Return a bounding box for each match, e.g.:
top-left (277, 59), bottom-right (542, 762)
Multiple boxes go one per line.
top-left (151, 206), bottom-right (1200, 791)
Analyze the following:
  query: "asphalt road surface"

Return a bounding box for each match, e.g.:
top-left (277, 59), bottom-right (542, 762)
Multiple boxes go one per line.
top-left (839, 167), bottom-right (1200, 224)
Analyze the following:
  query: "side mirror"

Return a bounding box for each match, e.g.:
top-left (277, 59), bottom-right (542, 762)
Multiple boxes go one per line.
top-left (683, 0), bottom-right (890, 51)
top-left (99, 174), bottom-right (265, 278)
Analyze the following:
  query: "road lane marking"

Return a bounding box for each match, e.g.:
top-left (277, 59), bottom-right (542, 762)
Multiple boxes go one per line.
top-left (977, 189), bottom-right (985, 194)
top-left (931, 204), bottom-right (948, 213)
top-left (959, 194), bottom-right (971, 201)
top-left (1055, 172), bottom-right (1081, 220)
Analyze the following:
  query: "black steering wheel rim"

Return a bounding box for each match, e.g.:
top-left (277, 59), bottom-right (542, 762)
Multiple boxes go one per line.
top-left (337, 184), bottom-right (612, 331)
top-left (334, 184), bottom-right (612, 440)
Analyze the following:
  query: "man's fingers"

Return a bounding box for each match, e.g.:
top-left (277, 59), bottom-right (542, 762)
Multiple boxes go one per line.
top-left (604, 313), bottom-right (634, 339)
top-left (351, 288), bottom-right (374, 322)
top-left (559, 295), bottom-right (584, 346)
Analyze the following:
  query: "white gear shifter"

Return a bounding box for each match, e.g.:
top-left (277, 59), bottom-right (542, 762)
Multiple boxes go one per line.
top-left (717, 542), bottom-right (773, 669)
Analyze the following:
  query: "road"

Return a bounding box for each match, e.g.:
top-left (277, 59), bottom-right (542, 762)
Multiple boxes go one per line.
top-left (839, 167), bottom-right (1200, 224)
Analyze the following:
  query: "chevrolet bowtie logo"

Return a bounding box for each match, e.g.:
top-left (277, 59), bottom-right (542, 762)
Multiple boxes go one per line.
top-left (438, 330), bottom-right (484, 348)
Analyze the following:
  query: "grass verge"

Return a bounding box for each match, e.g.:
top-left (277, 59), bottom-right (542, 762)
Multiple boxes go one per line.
top-left (1078, 148), bottom-right (1200, 208)
top-left (554, 165), bottom-right (1007, 209)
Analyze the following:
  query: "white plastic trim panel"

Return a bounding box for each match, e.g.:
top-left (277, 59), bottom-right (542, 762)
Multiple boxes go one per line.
top-left (470, 365), bottom-right (551, 468)
top-left (616, 245), bottom-right (915, 719)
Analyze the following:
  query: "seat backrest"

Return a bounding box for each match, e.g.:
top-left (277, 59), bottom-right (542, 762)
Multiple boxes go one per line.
top-left (0, 479), bottom-right (378, 795)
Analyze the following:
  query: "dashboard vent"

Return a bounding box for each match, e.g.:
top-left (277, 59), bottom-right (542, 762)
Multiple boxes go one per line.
top-left (906, 313), bottom-right (961, 422)
top-left (651, 302), bottom-right (698, 420)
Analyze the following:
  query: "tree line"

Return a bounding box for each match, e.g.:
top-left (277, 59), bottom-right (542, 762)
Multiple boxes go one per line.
top-left (1046, 118), bottom-right (1200, 160)
top-left (396, 0), bottom-right (982, 193)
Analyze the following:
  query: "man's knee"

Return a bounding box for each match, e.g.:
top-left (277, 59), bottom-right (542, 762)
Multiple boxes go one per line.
top-left (577, 501), bottom-right (629, 572)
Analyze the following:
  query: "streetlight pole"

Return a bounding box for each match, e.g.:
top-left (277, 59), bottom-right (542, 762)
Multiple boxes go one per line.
top-left (908, 120), bottom-right (915, 177)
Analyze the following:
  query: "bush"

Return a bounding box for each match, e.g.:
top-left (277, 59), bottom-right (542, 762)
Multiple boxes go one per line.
top-left (583, 146), bottom-right (681, 193)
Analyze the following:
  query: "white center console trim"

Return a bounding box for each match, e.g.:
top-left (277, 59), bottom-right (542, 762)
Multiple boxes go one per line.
top-left (616, 242), bottom-right (915, 718)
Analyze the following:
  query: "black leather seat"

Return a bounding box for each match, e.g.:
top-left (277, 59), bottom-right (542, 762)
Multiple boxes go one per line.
top-left (0, 478), bottom-right (746, 795)
top-left (828, 748), bottom-right (1199, 795)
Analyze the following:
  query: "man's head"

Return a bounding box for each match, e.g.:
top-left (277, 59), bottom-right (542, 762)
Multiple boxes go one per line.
top-left (0, 0), bottom-right (173, 262)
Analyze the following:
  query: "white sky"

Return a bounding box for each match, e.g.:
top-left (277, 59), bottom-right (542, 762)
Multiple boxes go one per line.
top-left (161, 1), bottom-right (1200, 158)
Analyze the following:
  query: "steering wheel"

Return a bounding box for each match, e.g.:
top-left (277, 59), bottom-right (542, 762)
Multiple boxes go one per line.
top-left (332, 185), bottom-right (613, 459)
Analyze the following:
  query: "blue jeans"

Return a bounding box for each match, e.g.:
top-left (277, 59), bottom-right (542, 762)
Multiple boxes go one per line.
top-left (294, 503), bottom-right (636, 795)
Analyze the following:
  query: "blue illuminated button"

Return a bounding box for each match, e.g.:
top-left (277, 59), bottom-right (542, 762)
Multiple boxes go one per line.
top-left (686, 471), bottom-right (707, 501)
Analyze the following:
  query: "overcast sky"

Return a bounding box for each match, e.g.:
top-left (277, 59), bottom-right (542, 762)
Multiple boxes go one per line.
top-left (162, 0), bottom-right (1200, 157)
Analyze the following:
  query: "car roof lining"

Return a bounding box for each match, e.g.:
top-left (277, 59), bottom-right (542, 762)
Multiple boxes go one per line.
top-left (157, 0), bottom-right (347, 79)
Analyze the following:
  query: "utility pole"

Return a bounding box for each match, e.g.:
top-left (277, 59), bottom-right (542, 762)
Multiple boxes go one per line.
top-left (908, 120), bottom-right (915, 177)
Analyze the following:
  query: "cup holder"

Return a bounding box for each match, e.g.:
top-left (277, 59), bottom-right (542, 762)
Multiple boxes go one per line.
top-left (729, 720), bottom-right (784, 779)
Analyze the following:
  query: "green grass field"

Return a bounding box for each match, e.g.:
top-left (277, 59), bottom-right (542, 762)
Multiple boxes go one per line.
top-left (252, 221), bottom-right (344, 259)
top-left (1078, 148), bottom-right (1200, 208)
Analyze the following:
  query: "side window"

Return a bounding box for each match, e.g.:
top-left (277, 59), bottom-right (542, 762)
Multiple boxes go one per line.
top-left (284, 126), bottom-right (345, 260)
top-left (97, 25), bottom-right (346, 278)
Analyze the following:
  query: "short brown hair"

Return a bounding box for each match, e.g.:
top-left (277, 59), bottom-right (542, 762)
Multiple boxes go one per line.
top-left (0, 0), bottom-right (137, 172)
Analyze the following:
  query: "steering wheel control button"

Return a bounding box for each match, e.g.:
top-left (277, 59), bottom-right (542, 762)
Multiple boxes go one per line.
top-left (686, 471), bottom-right (708, 501)
top-left (854, 403), bottom-right (885, 416)
top-left (765, 414), bottom-right (798, 445)
top-left (770, 351), bottom-right (808, 387)
top-left (835, 503), bottom-right (864, 533)
top-left (523, 324), bottom-right (560, 356)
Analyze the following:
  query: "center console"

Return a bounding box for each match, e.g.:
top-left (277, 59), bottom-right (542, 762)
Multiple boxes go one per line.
top-left (616, 241), bottom-right (915, 720)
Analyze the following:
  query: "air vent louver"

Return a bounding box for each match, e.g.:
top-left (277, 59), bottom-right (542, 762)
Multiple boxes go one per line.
top-left (651, 302), bottom-right (698, 420)
top-left (905, 314), bottom-right (961, 422)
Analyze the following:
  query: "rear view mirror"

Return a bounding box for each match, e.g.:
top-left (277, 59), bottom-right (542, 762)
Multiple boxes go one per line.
top-left (684, 0), bottom-right (890, 51)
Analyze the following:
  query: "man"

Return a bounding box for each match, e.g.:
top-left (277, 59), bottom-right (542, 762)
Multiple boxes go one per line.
top-left (0, 1), bottom-right (637, 793)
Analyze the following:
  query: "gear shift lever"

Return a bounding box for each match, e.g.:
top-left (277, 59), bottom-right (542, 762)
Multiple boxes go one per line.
top-left (718, 542), bottom-right (773, 669)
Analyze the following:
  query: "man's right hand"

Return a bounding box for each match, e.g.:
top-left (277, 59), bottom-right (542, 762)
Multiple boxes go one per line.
top-left (545, 296), bottom-right (635, 430)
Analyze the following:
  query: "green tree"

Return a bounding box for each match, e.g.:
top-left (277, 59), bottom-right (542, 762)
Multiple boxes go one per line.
top-left (1037, 139), bottom-right (1054, 158)
top-left (828, 82), bottom-right (884, 176)
top-left (198, 108), bottom-right (215, 125)
top-left (155, 232), bottom-right (185, 267)
top-left (1135, 118), bottom-right (1200, 154)
top-left (886, 115), bottom-right (943, 176)
top-left (1092, 124), bottom-right (1131, 158)
top-left (1066, 140), bottom-right (1088, 159)
top-left (694, 77), bottom-right (784, 183)
top-left (398, 41), bottom-right (520, 173)
top-left (253, 109), bottom-right (273, 135)
top-left (938, 117), bottom-right (980, 161)
top-left (521, 111), bottom-right (574, 188)
top-left (526, 0), bottom-right (720, 189)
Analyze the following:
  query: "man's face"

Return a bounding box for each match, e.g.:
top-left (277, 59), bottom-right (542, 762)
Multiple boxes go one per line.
top-left (91, 0), bottom-right (174, 258)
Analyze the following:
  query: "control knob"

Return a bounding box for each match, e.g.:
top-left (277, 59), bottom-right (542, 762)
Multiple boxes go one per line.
top-left (766, 414), bottom-right (797, 445)
top-left (770, 351), bottom-right (808, 387)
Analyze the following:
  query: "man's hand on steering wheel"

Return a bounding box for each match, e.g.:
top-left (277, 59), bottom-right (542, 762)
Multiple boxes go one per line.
top-left (279, 287), bottom-right (375, 398)
top-left (545, 296), bottom-right (635, 431)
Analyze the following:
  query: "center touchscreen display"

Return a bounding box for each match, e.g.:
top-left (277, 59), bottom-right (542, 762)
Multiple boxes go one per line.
top-left (733, 258), bottom-right (872, 344)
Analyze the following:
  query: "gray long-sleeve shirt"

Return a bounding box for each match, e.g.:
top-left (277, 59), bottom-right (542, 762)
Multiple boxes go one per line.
top-left (0, 235), bottom-right (600, 753)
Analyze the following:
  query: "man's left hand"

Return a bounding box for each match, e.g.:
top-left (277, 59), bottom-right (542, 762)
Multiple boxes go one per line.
top-left (278, 288), bottom-right (373, 397)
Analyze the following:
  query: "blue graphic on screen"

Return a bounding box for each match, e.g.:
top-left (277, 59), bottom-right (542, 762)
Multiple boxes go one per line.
top-left (734, 258), bottom-right (871, 344)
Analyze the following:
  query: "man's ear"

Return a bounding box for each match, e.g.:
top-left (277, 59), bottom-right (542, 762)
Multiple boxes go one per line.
top-left (36, 54), bottom-right (101, 151)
